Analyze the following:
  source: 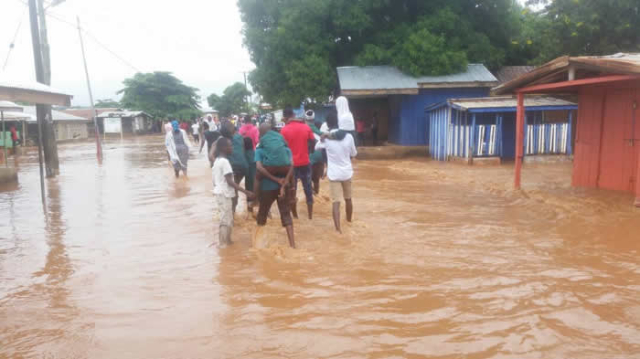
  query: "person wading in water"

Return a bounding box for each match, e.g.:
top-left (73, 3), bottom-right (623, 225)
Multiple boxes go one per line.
top-left (316, 113), bottom-right (357, 233)
top-left (280, 106), bottom-right (316, 219)
top-left (165, 120), bottom-right (192, 178)
top-left (254, 123), bottom-right (296, 248)
top-left (212, 137), bottom-right (254, 246)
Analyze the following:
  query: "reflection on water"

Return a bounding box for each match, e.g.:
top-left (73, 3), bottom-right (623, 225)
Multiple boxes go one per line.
top-left (1, 136), bottom-right (639, 358)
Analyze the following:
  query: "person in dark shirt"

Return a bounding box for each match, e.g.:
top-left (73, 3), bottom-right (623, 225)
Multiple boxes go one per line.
top-left (199, 122), bottom-right (221, 167)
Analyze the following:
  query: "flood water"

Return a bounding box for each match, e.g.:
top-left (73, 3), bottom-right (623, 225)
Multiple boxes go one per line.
top-left (1, 136), bottom-right (640, 359)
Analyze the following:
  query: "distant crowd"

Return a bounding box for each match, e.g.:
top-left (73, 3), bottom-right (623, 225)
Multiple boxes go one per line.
top-left (164, 96), bottom-right (362, 248)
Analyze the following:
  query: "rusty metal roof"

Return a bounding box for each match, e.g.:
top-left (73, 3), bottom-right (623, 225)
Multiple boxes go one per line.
top-left (338, 64), bottom-right (498, 95)
top-left (493, 53), bottom-right (640, 95)
top-left (493, 66), bottom-right (535, 83)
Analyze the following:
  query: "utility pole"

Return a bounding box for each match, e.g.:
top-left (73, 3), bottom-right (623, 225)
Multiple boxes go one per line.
top-left (27, 0), bottom-right (47, 207)
top-left (77, 17), bottom-right (103, 162)
top-left (242, 71), bottom-right (250, 112)
top-left (34, 0), bottom-right (61, 177)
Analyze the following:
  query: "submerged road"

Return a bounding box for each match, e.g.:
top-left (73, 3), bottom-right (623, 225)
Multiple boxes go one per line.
top-left (1, 136), bottom-right (640, 358)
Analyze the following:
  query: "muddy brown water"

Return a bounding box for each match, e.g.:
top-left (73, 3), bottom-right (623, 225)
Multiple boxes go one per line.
top-left (1, 136), bottom-right (639, 359)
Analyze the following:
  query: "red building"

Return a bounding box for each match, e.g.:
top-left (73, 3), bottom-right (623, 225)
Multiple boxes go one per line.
top-left (493, 53), bottom-right (640, 207)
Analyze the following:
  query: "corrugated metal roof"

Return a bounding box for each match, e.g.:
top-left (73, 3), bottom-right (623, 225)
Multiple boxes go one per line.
top-left (0, 111), bottom-right (34, 120)
top-left (493, 66), bottom-right (535, 83)
top-left (0, 101), bottom-right (23, 112)
top-left (493, 52), bottom-right (640, 95)
top-left (450, 96), bottom-right (576, 110)
top-left (337, 64), bottom-right (498, 93)
top-left (21, 106), bottom-right (89, 122)
top-left (427, 95), bottom-right (577, 112)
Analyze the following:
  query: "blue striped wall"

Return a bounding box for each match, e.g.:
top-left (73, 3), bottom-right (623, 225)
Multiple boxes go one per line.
top-left (388, 87), bottom-right (491, 146)
top-left (428, 108), bottom-right (574, 161)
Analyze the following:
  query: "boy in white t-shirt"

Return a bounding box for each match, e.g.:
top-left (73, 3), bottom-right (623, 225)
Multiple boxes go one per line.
top-left (212, 137), bottom-right (254, 246)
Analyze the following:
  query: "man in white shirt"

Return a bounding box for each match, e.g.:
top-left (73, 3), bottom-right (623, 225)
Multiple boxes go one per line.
top-left (315, 112), bottom-right (357, 233)
top-left (205, 115), bottom-right (217, 132)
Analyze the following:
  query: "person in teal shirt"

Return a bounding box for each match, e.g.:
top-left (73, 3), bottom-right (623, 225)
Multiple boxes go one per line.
top-left (254, 137), bottom-right (296, 248)
top-left (220, 121), bottom-right (248, 213)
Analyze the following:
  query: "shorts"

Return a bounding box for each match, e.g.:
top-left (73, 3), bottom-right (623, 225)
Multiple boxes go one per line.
top-left (330, 179), bottom-right (352, 203)
top-left (193, 134), bottom-right (200, 142)
top-left (216, 194), bottom-right (234, 228)
top-left (257, 189), bottom-right (293, 227)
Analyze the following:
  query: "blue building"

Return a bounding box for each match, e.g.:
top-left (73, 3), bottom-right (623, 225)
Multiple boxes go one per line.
top-left (426, 96), bottom-right (578, 162)
top-left (337, 64), bottom-right (498, 146)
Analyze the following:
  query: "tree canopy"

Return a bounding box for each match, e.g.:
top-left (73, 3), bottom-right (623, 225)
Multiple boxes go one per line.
top-left (522, 0), bottom-right (640, 64)
top-left (95, 99), bottom-right (121, 108)
top-left (238, 0), bottom-right (524, 107)
top-left (207, 82), bottom-right (251, 118)
top-left (118, 72), bottom-right (200, 120)
top-left (238, 0), bottom-right (640, 108)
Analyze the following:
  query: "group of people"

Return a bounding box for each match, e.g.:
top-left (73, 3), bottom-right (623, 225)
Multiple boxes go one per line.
top-left (163, 96), bottom-right (360, 249)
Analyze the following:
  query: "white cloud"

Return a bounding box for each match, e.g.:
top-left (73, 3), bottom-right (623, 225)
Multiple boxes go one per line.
top-left (0, 0), bottom-right (254, 107)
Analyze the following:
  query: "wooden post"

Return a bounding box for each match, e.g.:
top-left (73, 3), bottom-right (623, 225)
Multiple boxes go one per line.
top-left (515, 92), bottom-right (525, 189)
top-left (635, 158), bottom-right (640, 207)
top-left (77, 16), bottom-right (103, 162)
top-left (469, 113), bottom-right (476, 165)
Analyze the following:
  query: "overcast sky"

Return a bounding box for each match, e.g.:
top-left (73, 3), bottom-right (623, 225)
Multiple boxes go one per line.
top-left (1, 0), bottom-right (531, 108)
top-left (1, 0), bottom-right (255, 108)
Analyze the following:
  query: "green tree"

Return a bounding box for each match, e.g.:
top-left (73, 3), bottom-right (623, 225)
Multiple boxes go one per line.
top-left (95, 99), bottom-right (121, 108)
top-left (238, 0), bottom-right (526, 107)
top-left (207, 82), bottom-right (251, 118)
top-left (523, 0), bottom-right (640, 64)
top-left (118, 72), bottom-right (200, 120)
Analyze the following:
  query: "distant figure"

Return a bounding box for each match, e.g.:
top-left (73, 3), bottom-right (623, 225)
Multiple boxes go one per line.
top-left (356, 117), bottom-right (366, 146)
top-left (199, 122), bottom-right (221, 167)
top-left (212, 137), bottom-right (254, 246)
top-left (10, 125), bottom-right (20, 147)
top-left (371, 111), bottom-right (379, 146)
top-left (254, 125), bottom-right (296, 248)
top-left (305, 110), bottom-right (325, 195)
top-left (191, 121), bottom-right (200, 144)
top-left (335, 96), bottom-right (356, 146)
top-left (316, 113), bottom-right (357, 233)
top-left (239, 115), bottom-right (259, 149)
top-left (281, 106), bottom-right (316, 219)
top-left (165, 120), bottom-right (192, 178)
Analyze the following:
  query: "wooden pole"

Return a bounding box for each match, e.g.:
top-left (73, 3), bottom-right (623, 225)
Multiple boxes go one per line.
top-left (77, 16), bottom-right (103, 162)
top-left (515, 92), bottom-right (525, 189)
top-left (1, 111), bottom-right (6, 167)
top-left (28, 0), bottom-right (47, 207)
top-left (34, 0), bottom-right (59, 178)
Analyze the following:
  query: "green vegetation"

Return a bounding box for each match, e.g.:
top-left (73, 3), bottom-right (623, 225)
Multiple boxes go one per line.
top-left (238, 0), bottom-right (640, 107)
top-left (118, 72), bottom-right (200, 120)
top-left (207, 82), bottom-right (251, 118)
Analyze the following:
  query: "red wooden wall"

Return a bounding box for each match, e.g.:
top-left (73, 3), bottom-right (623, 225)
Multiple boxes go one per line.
top-left (573, 81), bottom-right (640, 197)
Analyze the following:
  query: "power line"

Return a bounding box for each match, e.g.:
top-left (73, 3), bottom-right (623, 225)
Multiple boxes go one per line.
top-left (7, 0), bottom-right (141, 74)
top-left (3, 5), bottom-right (28, 71)
top-left (44, 11), bottom-right (141, 72)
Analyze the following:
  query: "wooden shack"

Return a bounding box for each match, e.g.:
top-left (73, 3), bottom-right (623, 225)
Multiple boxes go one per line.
top-left (493, 53), bottom-right (640, 206)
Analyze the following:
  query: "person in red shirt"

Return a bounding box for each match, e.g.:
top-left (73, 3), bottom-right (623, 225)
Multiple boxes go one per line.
top-left (238, 115), bottom-right (259, 149)
top-left (280, 106), bottom-right (316, 219)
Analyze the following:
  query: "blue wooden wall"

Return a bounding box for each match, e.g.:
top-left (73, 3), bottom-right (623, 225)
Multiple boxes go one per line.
top-left (388, 87), bottom-right (491, 146)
